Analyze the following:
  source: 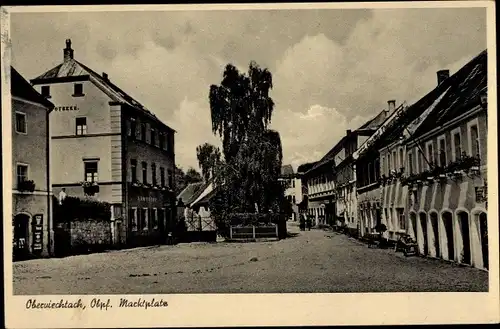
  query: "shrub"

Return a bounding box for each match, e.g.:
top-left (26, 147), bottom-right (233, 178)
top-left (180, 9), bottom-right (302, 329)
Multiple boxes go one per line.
top-left (54, 196), bottom-right (111, 223)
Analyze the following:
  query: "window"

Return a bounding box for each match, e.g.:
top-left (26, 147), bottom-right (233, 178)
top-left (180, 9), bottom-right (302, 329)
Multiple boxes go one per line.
top-left (158, 208), bottom-right (165, 229)
top-left (469, 124), bottom-right (480, 157)
top-left (76, 117), bottom-right (87, 135)
top-left (140, 123), bottom-right (146, 141)
top-left (392, 151), bottom-right (397, 171)
top-left (407, 151), bottom-right (413, 174)
top-left (129, 118), bottom-right (136, 138)
top-left (367, 163), bottom-right (372, 184)
top-left (84, 161), bottom-right (98, 182)
top-left (41, 86), bottom-right (50, 98)
top-left (164, 133), bottom-right (169, 151)
top-left (399, 148), bottom-right (404, 171)
top-left (16, 164), bottom-right (28, 186)
top-left (438, 137), bottom-right (447, 167)
top-left (151, 128), bottom-right (156, 146)
top-left (426, 142), bottom-right (434, 169)
top-left (292, 195), bottom-right (296, 204)
top-left (419, 149), bottom-right (425, 172)
top-left (168, 169), bottom-right (173, 188)
top-left (452, 129), bottom-right (462, 161)
top-left (142, 208), bottom-right (149, 231)
top-left (73, 83), bottom-right (84, 96)
top-left (130, 159), bottom-right (137, 182)
top-left (160, 167), bottom-right (165, 187)
top-left (151, 163), bottom-right (157, 186)
top-left (374, 158), bottom-right (380, 180)
top-left (129, 208), bottom-right (138, 232)
top-left (381, 156), bottom-right (385, 176)
top-left (387, 153), bottom-right (391, 172)
top-left (397, 208), bottom-right (405, 230)
top-left (142, 162), bottom-right (148, 184)
top-left (15, 112), bottom-right (27, 134)
top-left (151, 208), bottom-right (158, 230)
top-left (384, 209), bottom-right (390, 230)
top-left (159, 132), bottom-right (164, 149)
top-left (292, 179), bottom-right (295, 188)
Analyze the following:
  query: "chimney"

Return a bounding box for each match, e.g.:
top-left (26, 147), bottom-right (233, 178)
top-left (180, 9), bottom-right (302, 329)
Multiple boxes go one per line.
top-left (346, 129), bottom-right (352, 136)
top-left (437, 69), bottom-right (449, 85)
top-left (63, 39), bottom-right (74, 62)
top-left (103, 72), bottom-right (109, 81)
top-left (387, 100), bottom-right (396, 113)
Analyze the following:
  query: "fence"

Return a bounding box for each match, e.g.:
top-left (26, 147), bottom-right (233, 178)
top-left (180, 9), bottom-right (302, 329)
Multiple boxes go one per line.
top-left (229, 225), bottom-right (279, 241)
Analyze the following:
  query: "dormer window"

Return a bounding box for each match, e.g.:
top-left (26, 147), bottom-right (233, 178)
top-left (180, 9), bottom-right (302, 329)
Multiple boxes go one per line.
top-left (41, 86), bottom-right (50, 98)
top-left (73, 83), bottom-right (84, 97)
top-left (151, 128), bottom-right (156, 146)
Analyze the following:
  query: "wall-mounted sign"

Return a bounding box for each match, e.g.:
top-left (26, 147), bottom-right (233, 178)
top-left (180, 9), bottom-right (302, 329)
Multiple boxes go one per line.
top-left (475, 186), bottom-right (486, 203)
top-left (32, 214), bottom-right (43, 251)
top-left (137, 196), bottom-right (157, 203)
top-left (54, 106), bottom-right (79, 111)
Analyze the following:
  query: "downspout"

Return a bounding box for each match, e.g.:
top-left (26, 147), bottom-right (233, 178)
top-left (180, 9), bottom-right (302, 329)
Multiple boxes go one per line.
top-left (46, 106), bottom-right (52, 257)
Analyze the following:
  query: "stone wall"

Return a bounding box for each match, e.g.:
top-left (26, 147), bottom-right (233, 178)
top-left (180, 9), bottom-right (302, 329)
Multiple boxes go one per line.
top-left (69, 220), bottom-right (112, 253)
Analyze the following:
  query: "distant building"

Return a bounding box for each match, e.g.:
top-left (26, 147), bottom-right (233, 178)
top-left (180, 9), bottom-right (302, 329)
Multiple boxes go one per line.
top-left (304, 109), bottom-right (388, 228)
top-left (11, 66), bottom-right (54, 259)
top-left (296, 162), bottom-right (316, 216)
top-left (279, 164), bottom-right (298, 220)
top-left (31, 39), bottom-right (176, 247)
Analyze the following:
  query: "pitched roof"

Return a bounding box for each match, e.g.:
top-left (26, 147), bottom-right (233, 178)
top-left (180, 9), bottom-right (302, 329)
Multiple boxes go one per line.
top-left (297, 161), bottom-right (317, 173)
top-left (177, 181), bottom-right (207, 205)
top-left (305, 110), bottom-right (388, 175)
top-left (409, 49), bottom-right (487, 140)
top-left (11, 66), bottom-right (54, 109)
top-left (31, 54), bottom-right (175, 132)
top-left (280, 164), bottom-right (294, 177)
top-left (357, 109), bottom-right (389, 131)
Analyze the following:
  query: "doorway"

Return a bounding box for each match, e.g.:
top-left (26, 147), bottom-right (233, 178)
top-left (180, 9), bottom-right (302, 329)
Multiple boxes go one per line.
top-left (419, 213), bottom-right (428, 256)
top-left (479, 212), bottom-right (488, 269)
top-left (430, 212), bottom-right (440, 258)
top-left (457, 211), bottom-right (471, 265)
top-left (442, 212), bottom-right (454, 261)
top-left (410, 212), bottom-right (417, 241)
top-left (13, 214), bottom-right (30, 260)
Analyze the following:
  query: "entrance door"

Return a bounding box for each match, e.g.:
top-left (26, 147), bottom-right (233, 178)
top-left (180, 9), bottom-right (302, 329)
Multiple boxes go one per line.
top-left (442, 212), bottom-right (454, 261)
top-left (410, 212), bottom-right (417, 241)
top-left (479, 213), bottom-right (488, 269)
top-left (419, 213), bottom-right (428, 256)
top-left (458, 212), bottom-right (471, 264)
top-left (430, 213), bottom-right (440, 258)
top-left (13, 214), bottom-right (30, 260)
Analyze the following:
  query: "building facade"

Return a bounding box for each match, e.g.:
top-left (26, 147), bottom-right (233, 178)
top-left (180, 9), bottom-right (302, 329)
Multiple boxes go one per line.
top-left (279, 165), bottom-right (299, 220)
top-left (11, 67), bottom-right (55, 259)
top-left (31, 40), bottom-right (176, 247)
top-left (403, 50), bottom-right (488, 270)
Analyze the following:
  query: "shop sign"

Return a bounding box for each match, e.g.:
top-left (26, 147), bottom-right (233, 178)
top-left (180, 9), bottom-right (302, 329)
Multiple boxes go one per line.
top-left (32, 214), bottom-right (43, 251)
top-left (137, 196), bottom-right (158, 203)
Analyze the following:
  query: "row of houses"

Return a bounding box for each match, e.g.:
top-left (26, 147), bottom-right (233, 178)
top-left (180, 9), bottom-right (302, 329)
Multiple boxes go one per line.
top-left (11, 39), bottom-right (177, 259)
top-left (299, 49), bottom-right (489, 270)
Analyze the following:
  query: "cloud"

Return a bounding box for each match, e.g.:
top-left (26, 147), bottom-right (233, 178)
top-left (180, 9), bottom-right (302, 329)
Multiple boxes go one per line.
top-left (10, 7), bottom-right (486, 171)
top-left (270, 105), bottom-right (370, 170)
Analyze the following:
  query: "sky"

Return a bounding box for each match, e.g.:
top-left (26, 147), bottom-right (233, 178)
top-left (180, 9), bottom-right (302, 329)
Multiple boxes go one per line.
top-left (9, 7), bottom-right (487, 172)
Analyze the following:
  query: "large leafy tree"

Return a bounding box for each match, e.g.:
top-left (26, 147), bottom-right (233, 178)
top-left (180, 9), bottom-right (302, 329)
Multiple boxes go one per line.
top-left (199, 61), bottom-right (283, 223)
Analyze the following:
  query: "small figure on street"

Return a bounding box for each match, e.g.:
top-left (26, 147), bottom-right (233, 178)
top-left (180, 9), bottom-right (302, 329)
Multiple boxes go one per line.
top-left (306, 217), bottom-right (312, 231)
top-left (299, 213), bottom-right (305, 231)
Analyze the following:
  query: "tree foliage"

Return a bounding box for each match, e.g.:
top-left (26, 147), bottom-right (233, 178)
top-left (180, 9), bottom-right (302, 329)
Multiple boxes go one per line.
top-left (196, 143), bottom-right (222, 182)
top-left (199, 61), bottom-right (284, 234)
top-left (174, 166), bottom-right (202, 196)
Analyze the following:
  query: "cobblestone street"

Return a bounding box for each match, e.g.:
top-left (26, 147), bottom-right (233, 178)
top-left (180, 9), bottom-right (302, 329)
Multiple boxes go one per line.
top-left (13, 223), bottom-right (488, 294)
